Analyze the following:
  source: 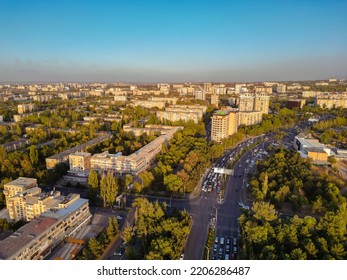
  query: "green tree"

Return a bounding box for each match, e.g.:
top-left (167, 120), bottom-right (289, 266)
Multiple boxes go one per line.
top-left (88, 170), bottom-right (99, 205)
top-left (164, 174), bottom-right (183, 194)
top-left (106, 217), bottom-right (119, 241)
top-left (100, 172), bottom-right (118, 207)
top-left (29, 145), bottom-right (39, 166)
top-left (88, 238), bottom-right (103, 259)
top-left (252, 202), bottom-right (277, 223)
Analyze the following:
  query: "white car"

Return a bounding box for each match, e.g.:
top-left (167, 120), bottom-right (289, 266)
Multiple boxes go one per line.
top-left (116, 215), bottom-right (123, 220)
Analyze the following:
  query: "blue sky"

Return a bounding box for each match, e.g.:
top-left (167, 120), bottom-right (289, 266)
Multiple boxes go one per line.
top-left (0, 0), bottom-right (347, 82)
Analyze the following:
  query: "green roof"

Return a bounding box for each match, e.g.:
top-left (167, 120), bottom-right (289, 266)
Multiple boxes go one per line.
top-left (214, 110), bottom-right (228, 115)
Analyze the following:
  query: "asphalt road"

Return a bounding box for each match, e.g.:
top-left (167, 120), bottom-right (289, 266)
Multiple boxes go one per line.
top-left (50, 120), bottom-right (313, 260)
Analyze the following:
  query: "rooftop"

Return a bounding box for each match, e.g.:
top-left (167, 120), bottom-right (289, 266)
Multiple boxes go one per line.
top-left (71, 151), bottom-right (91, 157)
top-left (4, 177), bottom-right (37, 188)
top-left (214, 110), bottom-right (229, 116)
top-left (0, 216), bottom-right (58, 259)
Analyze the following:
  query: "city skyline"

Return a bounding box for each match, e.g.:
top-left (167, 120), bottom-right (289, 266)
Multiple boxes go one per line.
top-left (1, 0), bottom-right (347, 82)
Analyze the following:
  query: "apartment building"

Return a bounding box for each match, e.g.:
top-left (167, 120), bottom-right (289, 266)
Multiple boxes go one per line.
top-left (210, 94), bottom-right (219, 106)
top-left (204, 83), bottom-right (212, 93)
top-left (114, 95), bottom-right (128, 102)
top-left (1, 138), bottom-right (30, 152)
top-left (0, 195), bottom-right (91, 260)
top-left (238, 93), bottom-right (269, 114)
top-left (3, 177), bottom-right (38, 205)
top-left (69, 152), bottom-right (91, 172)
top-left (238, 93), bottom-right (256, 111)
top-left (238, 111), bottom-right (263, 126)
top-left (194, 90), bottom-right (206, 100)
top-left (18, 103), bottom-right (35, 114)
top-left (156, 105), bottom-right (207, 124)
top-left (211, 110), bottom-right (238, 142)
top-left (32, 95), bottom-right (53, 102)
top-left (131, 100), bottom-right (166, 109)
top-left (302, 91), bottom-right (322, 98)
top-left (254, 93), bottom-right (270, 114)
top-left (91, 127), bottom-right (181, 175)
top-left (131, 97), bottom-right (177, 109)
top-left (45, 133), bottom-right (111, 169)
top-left (277, 84), bottom-right (287, 93)
top-left (255, 86), bottom-right (273, 94)
top-left (123, 124), bottom-right (175, 137)
top-left (150, 97), bottom-right (178, 105)
top-left (315, 93), bottom-right (347, 109)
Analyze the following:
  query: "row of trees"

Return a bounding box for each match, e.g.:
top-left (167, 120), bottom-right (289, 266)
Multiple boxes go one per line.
top-left (311, 116), bottom-right (347, 147)
top-left (79, 216), bottom-right (119, 259)
top-left (238, 201), bottom-right (347, 259)
top-left (88, 171), bottom-right (119, 207)
top-left (123, 198), bottom-right (192, 260)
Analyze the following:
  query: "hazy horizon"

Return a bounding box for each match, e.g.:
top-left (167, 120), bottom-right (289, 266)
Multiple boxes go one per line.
top-left (1, 0), bottom-right (347, 83)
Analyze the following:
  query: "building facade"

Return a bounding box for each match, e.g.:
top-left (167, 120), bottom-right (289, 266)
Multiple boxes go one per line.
top-left (91, 127), bottom-right (181, 175)
top-left (69, 152), bottom-right (91, 172)
top-left (156, 105), bottom-right (207, 124)
top-left (211, 110), bottom-right (238, 142)
top-left (315, 94), bottom-right (347, 109)
top-left (18, 103), bottom-right (35, 114)
top-left (0, 196), bottom-right (91, 260)
top-left (210, 94), bottom-right (219, 106)
top-left (238, 111), bottom-right (263, 126)
top-left (3, 177), bottom-right (38, 205)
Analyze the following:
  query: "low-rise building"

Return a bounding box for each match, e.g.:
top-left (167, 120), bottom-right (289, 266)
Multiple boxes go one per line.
top-left (286, 99), bottom-right (306, 109)
top-left (1, 139), bottom-right (30, 152)
top-left (294, 132), bottom-right (331, 163)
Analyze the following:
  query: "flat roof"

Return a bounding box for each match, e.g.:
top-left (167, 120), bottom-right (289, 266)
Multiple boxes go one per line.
top-left (297, 137), bottom-right (326, 149)
top-left (0, 216), bottom-right (58, 259)
top-left (71, 151), bottom-right (91, 157)
top-left (42, 197), bottom-right (88, 220)
top-left (4, 177), bottom-right (37, 188)
top-left (214, 110), bottom-right (229, 116)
